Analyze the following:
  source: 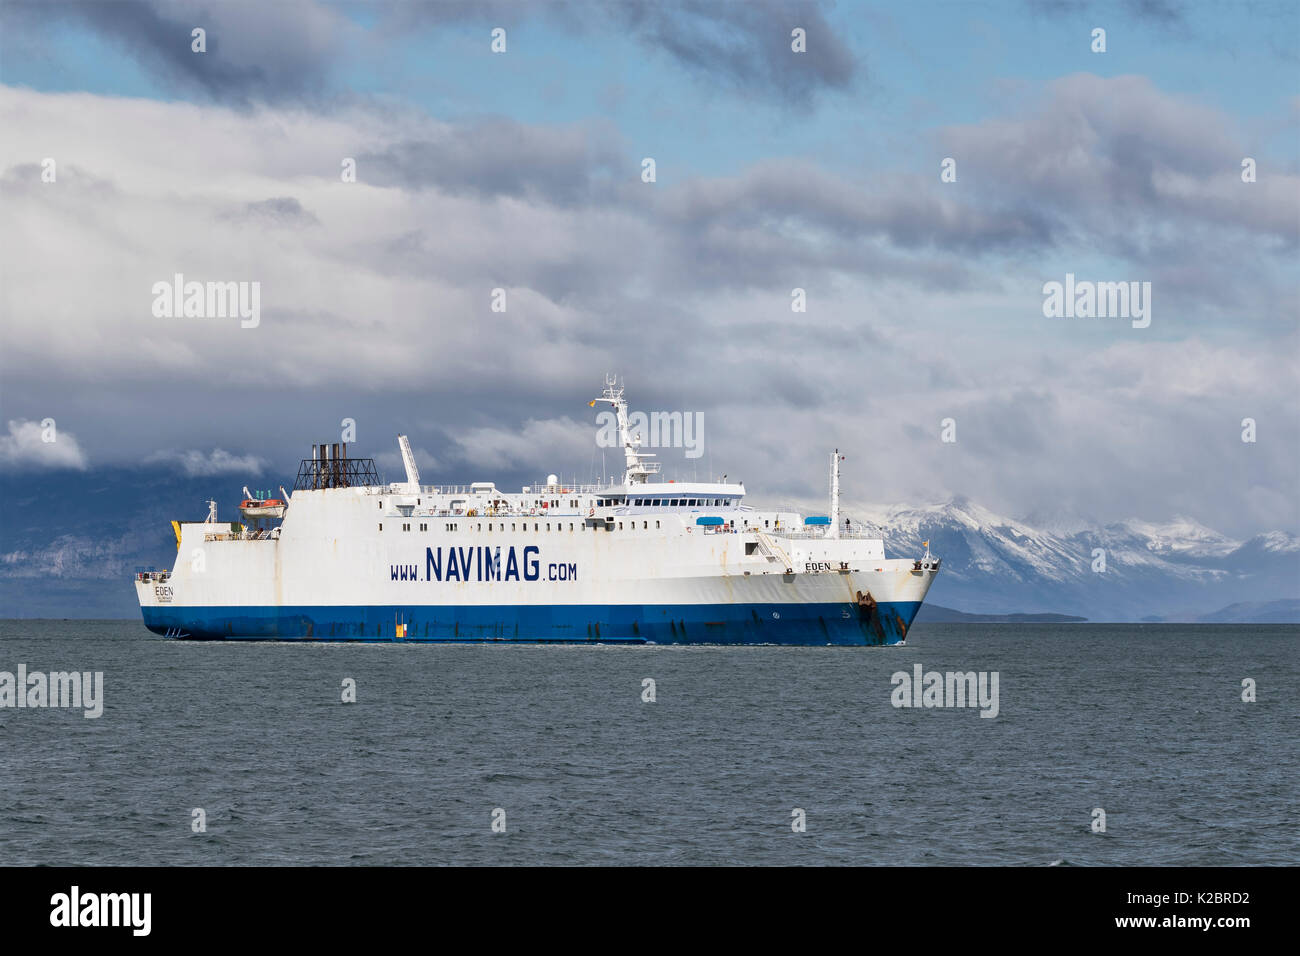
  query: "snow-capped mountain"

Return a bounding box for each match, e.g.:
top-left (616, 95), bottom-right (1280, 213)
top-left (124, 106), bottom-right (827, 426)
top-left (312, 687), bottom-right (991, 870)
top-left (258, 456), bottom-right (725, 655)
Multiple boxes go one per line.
top-left (849, 497), bottom-right (1299, 621)
top-left (1, 465), bottom-right (1296, 621)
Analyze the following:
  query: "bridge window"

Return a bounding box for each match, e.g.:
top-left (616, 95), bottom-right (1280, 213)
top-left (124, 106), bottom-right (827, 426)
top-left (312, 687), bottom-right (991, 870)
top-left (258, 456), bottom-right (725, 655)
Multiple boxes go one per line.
top-left (378, 523), bottom-right (383, 532)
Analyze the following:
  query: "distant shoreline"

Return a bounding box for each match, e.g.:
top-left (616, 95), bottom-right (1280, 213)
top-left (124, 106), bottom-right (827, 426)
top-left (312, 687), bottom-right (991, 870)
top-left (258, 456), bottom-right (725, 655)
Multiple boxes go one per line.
top-left (915, 605), bottom-right (1088, 624)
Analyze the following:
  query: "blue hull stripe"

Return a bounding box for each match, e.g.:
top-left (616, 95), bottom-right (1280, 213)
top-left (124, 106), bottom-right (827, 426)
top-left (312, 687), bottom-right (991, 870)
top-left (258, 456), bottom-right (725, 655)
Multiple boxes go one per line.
top-left (141, 601), bottom-right (921, 645)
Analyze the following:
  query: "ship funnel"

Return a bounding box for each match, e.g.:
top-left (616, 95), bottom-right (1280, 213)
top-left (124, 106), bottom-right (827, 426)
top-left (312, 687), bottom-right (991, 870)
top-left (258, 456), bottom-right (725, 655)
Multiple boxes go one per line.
top-left (294, 441), bottom-right (379, 491)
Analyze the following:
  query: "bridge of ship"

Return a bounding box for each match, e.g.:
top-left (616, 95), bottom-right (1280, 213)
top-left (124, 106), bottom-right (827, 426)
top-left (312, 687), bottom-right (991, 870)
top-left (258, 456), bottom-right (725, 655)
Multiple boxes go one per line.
top-left (361, 483), bottom-right (879, 542)
top-left (363, 480), bottom-right (749, 519)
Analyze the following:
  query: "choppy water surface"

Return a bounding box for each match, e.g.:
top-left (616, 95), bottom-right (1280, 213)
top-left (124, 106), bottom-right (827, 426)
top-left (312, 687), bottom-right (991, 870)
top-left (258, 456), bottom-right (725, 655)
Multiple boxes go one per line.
top-left (1, 621), bottom-right (1295, 865)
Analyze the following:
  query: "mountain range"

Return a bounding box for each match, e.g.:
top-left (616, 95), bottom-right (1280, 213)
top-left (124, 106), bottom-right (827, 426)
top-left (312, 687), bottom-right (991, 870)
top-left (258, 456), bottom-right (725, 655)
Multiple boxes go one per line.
top-left (0, 469), bottom-right (1296, 621)
top-left (850, 498), bottom-right (1299, 622)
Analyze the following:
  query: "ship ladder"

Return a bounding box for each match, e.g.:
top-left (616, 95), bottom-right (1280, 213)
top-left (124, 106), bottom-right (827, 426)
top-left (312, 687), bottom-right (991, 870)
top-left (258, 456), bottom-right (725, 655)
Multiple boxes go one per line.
top-left (754, 530), bottom-right (795, 574)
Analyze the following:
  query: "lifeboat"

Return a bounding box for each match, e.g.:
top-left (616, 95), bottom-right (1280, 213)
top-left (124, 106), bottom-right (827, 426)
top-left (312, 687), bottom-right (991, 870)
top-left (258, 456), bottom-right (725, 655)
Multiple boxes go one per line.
top-left (239, 487), bottom-right (287, 519)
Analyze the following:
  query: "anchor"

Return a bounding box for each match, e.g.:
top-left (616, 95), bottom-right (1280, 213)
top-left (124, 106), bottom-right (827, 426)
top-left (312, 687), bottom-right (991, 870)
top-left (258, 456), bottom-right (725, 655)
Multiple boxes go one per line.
top-left (856, 590), bottom-right (887, 644)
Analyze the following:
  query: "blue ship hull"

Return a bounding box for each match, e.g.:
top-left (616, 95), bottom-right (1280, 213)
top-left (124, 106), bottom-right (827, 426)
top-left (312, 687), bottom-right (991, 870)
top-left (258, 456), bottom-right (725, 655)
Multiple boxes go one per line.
top-left (142, 600), bottom-right (921, 645)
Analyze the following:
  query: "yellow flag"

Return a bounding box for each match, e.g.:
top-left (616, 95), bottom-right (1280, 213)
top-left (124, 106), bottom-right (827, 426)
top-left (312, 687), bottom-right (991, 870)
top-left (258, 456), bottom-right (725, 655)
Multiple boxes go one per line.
top-left (589, 400), bottom-right (596, 407)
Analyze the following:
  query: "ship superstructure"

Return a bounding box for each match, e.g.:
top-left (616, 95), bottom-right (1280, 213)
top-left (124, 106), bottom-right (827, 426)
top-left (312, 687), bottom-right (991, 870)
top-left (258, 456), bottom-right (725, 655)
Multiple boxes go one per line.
top-left (135, 378), bottom-right (939, 644)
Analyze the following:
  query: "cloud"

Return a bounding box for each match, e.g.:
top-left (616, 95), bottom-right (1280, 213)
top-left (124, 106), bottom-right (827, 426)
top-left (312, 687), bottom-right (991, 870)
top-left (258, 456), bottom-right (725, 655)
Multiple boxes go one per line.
top-left (145, 448), bottom-right (267, 477)
top-left (6, 0), bottom-right (856, 108)
top-left (0, 81), bottom-right (1295, 538)
top-left (386, 0), bottom-right (858, 107)
top-left (221, 196), bottom-right (321, 228)
top-left (1024, 0), bottom-right (1187, 25)
top-left (2, 0), bottom-right (355, 105)
top-left (602, 0), bottom-right (857, 105)
top-left (937, 73), bottom-right (1299, 323)
top-left (940, 73), bottom-right (1299, 248)
top-left (0, 532), bottom-right (136, 579)
top-left (360, 119), bottom-right (624, 204)
top-left (448, 417), bottom-right (599, 476)
top-left (0, 420), bottom-right (88, 471)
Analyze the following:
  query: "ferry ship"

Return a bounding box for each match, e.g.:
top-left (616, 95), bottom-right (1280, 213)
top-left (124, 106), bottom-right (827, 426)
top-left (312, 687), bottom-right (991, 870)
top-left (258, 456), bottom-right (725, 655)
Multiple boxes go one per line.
top-left (135, 379), bottom-right (940, 644)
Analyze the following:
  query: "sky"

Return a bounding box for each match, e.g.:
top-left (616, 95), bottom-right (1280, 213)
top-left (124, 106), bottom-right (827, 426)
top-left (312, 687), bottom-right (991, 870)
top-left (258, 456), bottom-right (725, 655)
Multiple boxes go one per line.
top-left (1, 0), bottom-right (1297, 540)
